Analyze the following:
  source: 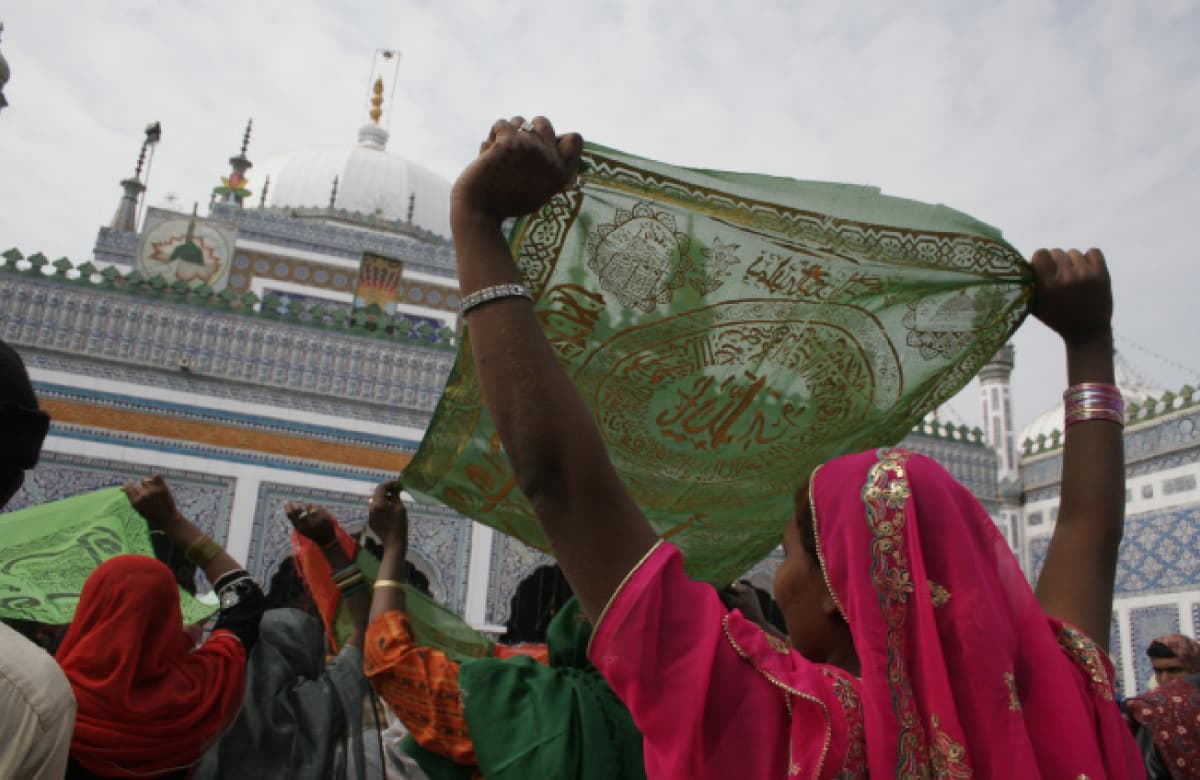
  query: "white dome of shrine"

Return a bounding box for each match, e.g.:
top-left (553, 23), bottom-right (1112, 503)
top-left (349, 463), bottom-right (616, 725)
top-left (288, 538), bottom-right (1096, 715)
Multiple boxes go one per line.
top-left (255, 122), bottom-right (452, 240)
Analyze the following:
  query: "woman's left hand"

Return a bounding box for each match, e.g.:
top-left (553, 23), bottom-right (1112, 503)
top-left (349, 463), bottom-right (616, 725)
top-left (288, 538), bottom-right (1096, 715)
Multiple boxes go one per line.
top-left (451, 116), bottom-right (583, 223)
top-left (283, 502), bottom-right (336, 546)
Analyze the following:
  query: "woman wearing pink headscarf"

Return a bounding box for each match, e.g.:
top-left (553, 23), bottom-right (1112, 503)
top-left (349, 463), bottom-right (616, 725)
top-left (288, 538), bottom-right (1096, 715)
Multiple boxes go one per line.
top-left (448, 115), bottom-right (1142, 778)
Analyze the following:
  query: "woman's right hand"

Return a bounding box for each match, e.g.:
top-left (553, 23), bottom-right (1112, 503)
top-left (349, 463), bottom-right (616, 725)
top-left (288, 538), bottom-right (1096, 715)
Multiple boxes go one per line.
top-left (122, 475), bottom-right (183, 531)
top-left (368, 480), bottom-right (408, 545)
top-left (450, 116), bottom-right (583, 224)
top-left (1030, 248), bottom-right (1113, 347)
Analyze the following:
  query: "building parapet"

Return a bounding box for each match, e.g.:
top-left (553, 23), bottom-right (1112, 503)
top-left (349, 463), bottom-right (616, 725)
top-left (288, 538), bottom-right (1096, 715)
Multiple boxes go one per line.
top-left (1021, 386), bottom-right (1200, 458)
top-left (2, 248), bottom-right (457, 351)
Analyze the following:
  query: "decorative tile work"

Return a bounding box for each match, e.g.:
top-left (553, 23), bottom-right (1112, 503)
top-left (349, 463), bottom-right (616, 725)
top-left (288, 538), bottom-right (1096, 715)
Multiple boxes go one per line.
top-left (486, 532), bottom-right (553, 626)
top-left (249, 482), bottom-right (472, 613)
top-left (22, 348), bottom-right (435, 430)
top-left (1028, 536), bottom-right (1050, 585)
top-left (7, 449), bottom-right (235, 550)
top-left (92, 227), bottom-right (138, 266)
top-left (1128, 605), bottom-right (1181, 696)
top-left (1109, 615), bottom-right (1125, 699)
top-left (211, 203), bottom-right (456, 277)
top-left (37, 381), bottom-right (420, 450)
top-left (1113, 506), bottom-right (1200, 597)
top-left (0, 279), bottom-right (455, 413)
top-left (1031, 505), bottom-right (1200, 598)
top-left (1163, 474), bottom-right (1197, 496)
top-left (901, 432), bottom-right (1001, 512)
top-left (240, 250), bottom-right (460, 315)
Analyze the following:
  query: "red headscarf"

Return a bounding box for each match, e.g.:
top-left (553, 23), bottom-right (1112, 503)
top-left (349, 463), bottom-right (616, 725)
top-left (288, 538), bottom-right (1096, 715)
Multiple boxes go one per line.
top-left (1126, 674), bottom-right (1200, 778)
top-left (811, 448), bottom-right (1142, 779)
top-left (57, 555), bottom-right (247, 778)
top-left (1151, 633), bottom-right (1200, 673)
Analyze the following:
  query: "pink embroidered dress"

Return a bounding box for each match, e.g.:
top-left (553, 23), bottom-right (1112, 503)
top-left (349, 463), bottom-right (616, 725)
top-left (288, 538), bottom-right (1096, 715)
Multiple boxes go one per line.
top-left (589, 448), bottom-right (1143, 779)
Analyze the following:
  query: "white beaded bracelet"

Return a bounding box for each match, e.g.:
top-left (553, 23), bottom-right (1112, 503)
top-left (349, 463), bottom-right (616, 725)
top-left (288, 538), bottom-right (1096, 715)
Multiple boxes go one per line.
top-left (459, 283), bottom-right (533, 316)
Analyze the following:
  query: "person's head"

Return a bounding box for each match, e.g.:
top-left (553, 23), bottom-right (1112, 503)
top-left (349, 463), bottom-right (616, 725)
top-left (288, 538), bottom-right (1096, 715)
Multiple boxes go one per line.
top-left (0, 340), bottom-right (50, 508)
top-left (264, 558), bottom-right (316, 613)
top-left (500, 564), bottom-right (573, 645)
top-left (774, 485), bottom-right (855, 668)
top-left (58, 555), bottom-right (189, 666)
top-left (1147, 634), bottom-right (1200, 685)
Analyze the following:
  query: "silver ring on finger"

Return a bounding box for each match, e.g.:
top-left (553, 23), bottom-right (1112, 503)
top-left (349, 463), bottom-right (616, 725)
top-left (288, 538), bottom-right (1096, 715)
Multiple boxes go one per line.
top-left (519, 120), bottom-right (536, 133)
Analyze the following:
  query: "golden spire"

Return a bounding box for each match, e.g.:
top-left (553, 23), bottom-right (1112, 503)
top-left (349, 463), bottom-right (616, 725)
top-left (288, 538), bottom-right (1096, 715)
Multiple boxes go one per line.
top-left (369, 77), bottom-right (384, 124)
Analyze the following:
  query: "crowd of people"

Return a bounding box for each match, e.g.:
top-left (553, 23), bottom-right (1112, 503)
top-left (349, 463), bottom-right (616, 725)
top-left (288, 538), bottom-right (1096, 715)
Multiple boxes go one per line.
top-left (0, 115), bottom-right (1196, 779)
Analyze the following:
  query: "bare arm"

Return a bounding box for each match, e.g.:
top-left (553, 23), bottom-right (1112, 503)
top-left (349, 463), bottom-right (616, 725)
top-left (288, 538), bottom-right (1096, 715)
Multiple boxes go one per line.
top-left (367, 480), bottom-right (409, 622)
top-left (285, 502), bottom-right (370, 649)
top-left (1030, 248), bottom-right (1123, 647)
top-left (124, 475), bottom-right (243, 584)
top-left (450, 117), bottom-right (658, 621)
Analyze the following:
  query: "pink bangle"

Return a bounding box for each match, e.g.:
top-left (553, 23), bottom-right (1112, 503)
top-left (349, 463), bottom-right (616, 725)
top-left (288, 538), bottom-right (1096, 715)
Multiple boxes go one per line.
top-left (1063, 382), bottom-right (1124, 428)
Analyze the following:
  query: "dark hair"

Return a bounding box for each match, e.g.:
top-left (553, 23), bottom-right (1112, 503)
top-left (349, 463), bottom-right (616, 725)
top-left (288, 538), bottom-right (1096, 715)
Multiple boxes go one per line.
top-left (500, 564), bottom-right (573, 644)
top-left (264, 558), bottom-right (316, 613)
top-left (150, 530), bottom-right (198, 595)
top-left (405, 562), bottom-right (431, 596)
top-left (739, 580), bottom-right (789, 634)
top-left (1147, 641), bottom-right (1177, 659)
top-left (795, 486), bottom-right (818, 558)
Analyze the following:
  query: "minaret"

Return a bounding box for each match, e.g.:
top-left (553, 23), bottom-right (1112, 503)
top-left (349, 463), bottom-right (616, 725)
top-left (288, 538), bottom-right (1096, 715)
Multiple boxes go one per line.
top-left (0, 22), bottom-right (11, 113)
top-left (980, 343), bottom-right (1023, 557)
top-left (979, 343), bottom-right (1018, 482)
top-left (214, 118), bottom-right (253, 206)
top-left (109, 123), bottom-right (161, 232)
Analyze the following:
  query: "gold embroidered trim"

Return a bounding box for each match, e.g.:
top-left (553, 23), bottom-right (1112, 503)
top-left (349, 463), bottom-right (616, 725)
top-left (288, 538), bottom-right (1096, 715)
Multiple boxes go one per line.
top-left (722, 614), bottom-right (831, 780)
top-left (1055, 623), bottom-right (1114, 701)
top-left (809, 463), bottom-right (847, 622)
top-left (929, 580), bottom-right (951, 608)
top-left (587, 539), bottom-right (665, 656)
top-left (1003, 672), bottom-right (1021, 712)
top-left (929, 714), bottom-right (972, 779)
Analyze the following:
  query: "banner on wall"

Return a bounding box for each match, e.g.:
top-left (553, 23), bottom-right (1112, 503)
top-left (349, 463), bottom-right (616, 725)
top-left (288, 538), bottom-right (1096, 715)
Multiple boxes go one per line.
top-left (354, 252), bottom-right (406, 315)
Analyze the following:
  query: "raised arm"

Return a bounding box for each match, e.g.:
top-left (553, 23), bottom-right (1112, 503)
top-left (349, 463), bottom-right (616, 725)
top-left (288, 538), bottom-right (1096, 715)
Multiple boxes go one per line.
top-left (284, 502), bottom-right (370, 649)
top-left (450, 117), bottom-right (658, 620)
top-left (1029, 248), bottom-right (1123, 646)
top-left (367, 480), bottom-right (408, 622)
top-left (124, 474), bottom-right (265, 648)
top-left (124, 475), bottom-right (244, 585)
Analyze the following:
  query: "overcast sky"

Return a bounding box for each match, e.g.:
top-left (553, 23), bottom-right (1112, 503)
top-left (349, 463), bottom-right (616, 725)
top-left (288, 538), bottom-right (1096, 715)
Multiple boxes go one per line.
top-left (1, 0), bottom-right (1197, 436)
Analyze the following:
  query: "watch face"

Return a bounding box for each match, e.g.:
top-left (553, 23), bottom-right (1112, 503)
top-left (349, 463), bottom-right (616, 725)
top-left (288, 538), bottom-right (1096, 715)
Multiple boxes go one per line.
top-left (220, 590), bottom-right (239, 609)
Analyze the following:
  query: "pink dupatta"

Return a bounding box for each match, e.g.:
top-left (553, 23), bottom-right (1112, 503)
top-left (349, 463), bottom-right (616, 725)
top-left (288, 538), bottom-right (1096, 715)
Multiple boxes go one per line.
top-left (811, 448), bottom-right (1140, 778)
top-left (591, 448), bottom-right (1142, 779)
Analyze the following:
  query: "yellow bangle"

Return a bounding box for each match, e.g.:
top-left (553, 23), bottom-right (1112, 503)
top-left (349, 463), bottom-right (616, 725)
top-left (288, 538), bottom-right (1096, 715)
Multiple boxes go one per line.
top-left (184, 536), bottom-right (223, 567)
top-left (372, 579), bottom-right (406, 591)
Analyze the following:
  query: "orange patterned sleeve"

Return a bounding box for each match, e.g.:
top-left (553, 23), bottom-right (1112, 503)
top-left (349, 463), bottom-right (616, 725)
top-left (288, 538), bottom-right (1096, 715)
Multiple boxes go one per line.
top-left (364, 610), bottom-right (478, 766)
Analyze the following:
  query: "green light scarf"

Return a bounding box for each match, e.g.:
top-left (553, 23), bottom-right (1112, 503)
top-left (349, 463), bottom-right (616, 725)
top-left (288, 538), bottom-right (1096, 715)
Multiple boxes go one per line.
top-left (0, 487), bottom-right (217, 626)
top-left (404, 144), bottom-right (1032, 584)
